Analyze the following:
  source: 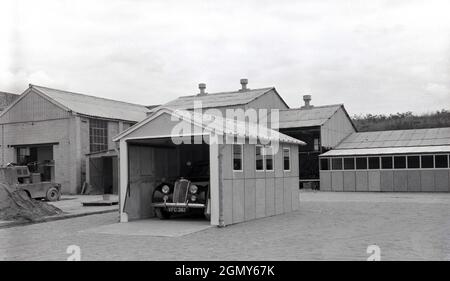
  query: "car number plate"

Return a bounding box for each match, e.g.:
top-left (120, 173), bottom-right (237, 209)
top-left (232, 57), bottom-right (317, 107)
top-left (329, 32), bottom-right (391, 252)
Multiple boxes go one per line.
top-left (168, 207), bottom-right (186, 213)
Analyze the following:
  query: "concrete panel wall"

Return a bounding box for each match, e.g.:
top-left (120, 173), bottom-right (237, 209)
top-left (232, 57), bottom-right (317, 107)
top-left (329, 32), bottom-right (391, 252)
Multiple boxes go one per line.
top-left (232, 179), bottom-right (245, 223)
top-left (320, 171), bottom-right (332, 191)
top-left (355, 171), bottom-right (368, 191)
top-left (434, 170), bottom-right (449, 192)
top-left (421, 170), bottom-right (435, 192)
top-left (331, 171), bottom-right (344, 191)
top-left (380, 170), bottom-right (394, 192)
top-left (255, 179), bottom-right (266, 218)
top-left (343, 171), bottom-right (356, 191)
top-left (219, 142), bottom-right (299, 226)
top-left (393, 170), bottom-right (407, 192)
top-left (368, 171), bottom-right (381, 191)
top-left (265, 178), bottom-right (275, 216)
top-left (244, 179), bottom-right (256, 221)
top-left (407, 170), bottom-right (421, 192)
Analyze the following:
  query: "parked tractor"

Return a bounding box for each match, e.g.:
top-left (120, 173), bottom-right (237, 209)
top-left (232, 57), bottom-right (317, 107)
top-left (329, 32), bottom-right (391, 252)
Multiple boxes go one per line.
top-left (0, 164), bottom-right (61, 201)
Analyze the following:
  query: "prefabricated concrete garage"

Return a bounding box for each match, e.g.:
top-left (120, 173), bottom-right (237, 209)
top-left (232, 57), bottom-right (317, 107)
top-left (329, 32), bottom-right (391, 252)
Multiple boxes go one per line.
top-left (114, 108), bottom-right (304, 226)
top-left (319, 128), bottom-right (450, 192)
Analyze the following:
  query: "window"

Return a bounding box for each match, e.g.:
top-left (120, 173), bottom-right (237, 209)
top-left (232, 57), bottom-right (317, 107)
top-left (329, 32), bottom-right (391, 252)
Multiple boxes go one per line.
top-left (356, 157), bottom-right (367, 170)
top-left (421, 155), bottom-right (434, 168)
top-left (264, 146), bottom-right (273, 171)
top-left (313, 138), bottom-right (320, 151)
top-left (407, 156), bottom-right (420, 169)
top-left (381, 156), bottom-right (393, 169)
top-left (233, 144), bottom-right (243, 171)
top-left (368, 157), bottom-right (380, 169)
top-left (283, 148), bottom-right (290, 171)
top-left (16, 147), bottom-right (30, 165)
top-left (320, 158), bottom-right (330, 170)
top-left (394, 156), bottom-right (406, 169)
top-left (344, 158), bottom-right (355, 170)
top-left (89, 119), bottom-right (108, 153)
top-left (331, 158), bottom-right (342, 170)
top-left (435, 154), bottom-right (448, 168)
top-left (256, 145), bottom-right (264, 171)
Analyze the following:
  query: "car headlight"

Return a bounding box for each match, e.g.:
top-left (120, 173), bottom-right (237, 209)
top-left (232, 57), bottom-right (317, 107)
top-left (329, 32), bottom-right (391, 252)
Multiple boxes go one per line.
top-left (190, 195), bottom-right (197, 202)
top-left (189, 184), bottom-right (198, 194)
top-left (161, 185), bottom-right (170, 194)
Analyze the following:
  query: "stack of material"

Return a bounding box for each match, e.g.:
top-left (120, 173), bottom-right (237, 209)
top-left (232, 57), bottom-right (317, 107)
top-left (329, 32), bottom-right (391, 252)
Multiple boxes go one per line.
top-left (0, 183), bottom-right (62, 221)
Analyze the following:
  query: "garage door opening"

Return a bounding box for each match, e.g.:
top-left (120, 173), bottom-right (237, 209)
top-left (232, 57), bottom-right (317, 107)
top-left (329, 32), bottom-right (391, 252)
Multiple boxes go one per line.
top-left (124, 137), bottom-right (211, 222)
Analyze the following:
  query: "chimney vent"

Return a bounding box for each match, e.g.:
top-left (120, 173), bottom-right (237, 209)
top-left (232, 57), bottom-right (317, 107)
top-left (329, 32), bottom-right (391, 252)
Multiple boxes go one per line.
top-left (301, 94), bottom-right (313, 108)
top-left (198, 83), bottom-right (207, 96)
top-left (239, 78), bottom-right (249, 91)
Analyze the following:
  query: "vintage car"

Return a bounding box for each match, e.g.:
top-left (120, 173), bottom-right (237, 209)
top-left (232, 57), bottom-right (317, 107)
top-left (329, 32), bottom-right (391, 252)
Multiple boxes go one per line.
top-left (152, 161), bottom-right (210, 219)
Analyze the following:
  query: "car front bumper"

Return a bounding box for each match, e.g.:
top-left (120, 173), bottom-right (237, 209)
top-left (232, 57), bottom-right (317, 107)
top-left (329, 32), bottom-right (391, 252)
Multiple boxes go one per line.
top-left (152, 202), bottom-right (206, 209)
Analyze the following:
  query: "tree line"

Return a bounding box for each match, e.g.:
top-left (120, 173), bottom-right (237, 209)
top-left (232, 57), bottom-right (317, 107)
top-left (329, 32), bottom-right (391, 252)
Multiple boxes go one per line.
top-left (352, 109), bottom-right (450, 132)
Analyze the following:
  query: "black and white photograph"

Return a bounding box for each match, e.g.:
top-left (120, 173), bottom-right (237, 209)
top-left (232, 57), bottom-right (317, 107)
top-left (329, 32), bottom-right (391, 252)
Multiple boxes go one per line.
top-left (1, 0), bottom-right (449, 268)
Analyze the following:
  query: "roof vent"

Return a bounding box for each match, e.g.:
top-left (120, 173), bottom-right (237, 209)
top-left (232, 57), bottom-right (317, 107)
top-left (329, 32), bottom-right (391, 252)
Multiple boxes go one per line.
top-left (301, 94), bottom-right (313, 109)
top-left (239, 78), bottom-right (249, 91)
top-left (197, 83), bottom-right (207, 96)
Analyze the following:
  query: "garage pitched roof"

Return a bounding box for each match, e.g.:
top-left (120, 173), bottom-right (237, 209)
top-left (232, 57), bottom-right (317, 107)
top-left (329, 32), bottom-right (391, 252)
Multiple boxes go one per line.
top-left (278, 104), bottom-right (355, 129)
top-left (29, 84), bottom-right (149, 122)
top-left (150, 87), bottom-right (287, 111)
top-left (114, 107), bottom-right (305, 145)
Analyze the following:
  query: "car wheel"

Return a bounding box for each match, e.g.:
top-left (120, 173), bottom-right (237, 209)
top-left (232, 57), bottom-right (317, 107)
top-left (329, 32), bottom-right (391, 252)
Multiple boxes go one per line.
top-left (46, 187), bottom-right (60, 202)
top-left (155, 208), bottom-right (171, 219)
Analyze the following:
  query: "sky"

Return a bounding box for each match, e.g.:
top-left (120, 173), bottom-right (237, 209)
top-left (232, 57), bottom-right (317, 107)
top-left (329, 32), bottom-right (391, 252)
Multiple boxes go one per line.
top-left (0, 0), bottom-right (449, 115)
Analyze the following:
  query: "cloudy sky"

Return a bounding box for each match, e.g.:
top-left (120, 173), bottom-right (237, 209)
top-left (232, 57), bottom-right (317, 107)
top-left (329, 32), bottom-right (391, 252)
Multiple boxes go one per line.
top-left (1, 0), bottom-right (449, 115)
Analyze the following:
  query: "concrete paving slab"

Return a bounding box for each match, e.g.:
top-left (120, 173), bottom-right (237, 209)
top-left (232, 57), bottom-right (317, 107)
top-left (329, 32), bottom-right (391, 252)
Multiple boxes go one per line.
top-left (81, 218), bottom-right (212, 237)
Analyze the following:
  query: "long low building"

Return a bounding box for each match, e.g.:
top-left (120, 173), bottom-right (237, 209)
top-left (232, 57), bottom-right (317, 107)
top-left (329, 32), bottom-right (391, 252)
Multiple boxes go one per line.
top-left (319, 127), bottom-right (450, 192)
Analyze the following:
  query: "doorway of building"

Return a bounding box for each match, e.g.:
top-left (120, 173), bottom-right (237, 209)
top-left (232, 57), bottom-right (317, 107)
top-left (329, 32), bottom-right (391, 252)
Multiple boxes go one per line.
top-left (16, 145), bottom-right (54, 181)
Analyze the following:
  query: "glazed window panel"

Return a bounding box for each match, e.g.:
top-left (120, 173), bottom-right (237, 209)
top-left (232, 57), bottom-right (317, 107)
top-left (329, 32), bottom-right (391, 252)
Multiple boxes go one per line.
top-left (394, 156), bottom-right (406, 169)
top-left (368, 157), bottom-right (380, 169)
top-left (233, 144), bottom-right (243, 171)
top-left (89, 118), bottom-right (108, 153)
top-left (381, 156), bottom-right (393, 169)
top-left (283, 148), bottom-right (290, 171)
top-left (407, 156), bottom-right (420, 169)
top-left (344, 158), bottom-right (355, 170)
top-left (435, 154), bottom-right (448, 168)
top-left (331, 158), bottom-right (343, 170)
top-left (256, 145), bottom-right (264, 171)
top-left (320, 158), bottom-right (330, 170)
top-left (421, 155), bottom-right (434, 168)
top-left (264, 146), bottom-right (273, 171)
top-left (356, 157), bottom-right (367, 170)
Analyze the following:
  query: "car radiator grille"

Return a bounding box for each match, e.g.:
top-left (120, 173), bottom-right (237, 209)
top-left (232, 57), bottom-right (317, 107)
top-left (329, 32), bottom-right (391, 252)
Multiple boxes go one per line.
top-left (173, 179), bottom-right (189, 203)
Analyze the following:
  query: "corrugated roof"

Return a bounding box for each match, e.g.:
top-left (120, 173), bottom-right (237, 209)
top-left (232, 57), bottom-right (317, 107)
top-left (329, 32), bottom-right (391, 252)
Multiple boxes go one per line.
top-left (31, 85), bottom-right (149, 122)
top-left (0, 92), bottom-right (19, 111)
top-left (335, 127), bottom-right (450, 149)
top-left (321, 145), bottom-right (450, 156)
top-left (115, 107), bottom-right (306, 146)
top-left (151, 87), bottom-right (275, 111)
top-left (278, 104), bottom-right (342, 128)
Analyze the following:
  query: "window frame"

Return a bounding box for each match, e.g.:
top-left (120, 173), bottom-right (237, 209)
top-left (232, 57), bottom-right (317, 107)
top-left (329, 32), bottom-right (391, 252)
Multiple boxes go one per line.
top-left (368, 157), bottom-right (380, 170)
top-left (421, 155), bottom-right (434, 169)
top-left (355, 157), bottom-right (368, 170)
top-left (407, 155), bottom-right (420, 169)
top-left (255, 145), bottom-right (265, 172)
top-left (381, 156), bottom-right (393, 169)
top-left (434, 154), bottom-right (449, 169)
top-left (394, 155), bottom-right (407, 169)
top-left (343, 157), bottom-right (355, 170)
top-left (232, 144), bottom-right (243, 172)
top-left (331, 157), bottom-right (343, 170)
top-left (283, 147), bottom-right (291, 172)
top-left (264, 146), bottom-right (274, 171)
top-left (320, 158), bottom-right (330, 171)
top-left (89, 118), bottom-right (108, 153)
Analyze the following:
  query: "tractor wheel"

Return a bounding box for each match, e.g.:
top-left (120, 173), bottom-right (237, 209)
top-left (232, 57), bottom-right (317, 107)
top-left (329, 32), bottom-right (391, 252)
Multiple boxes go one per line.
top-left (46, 187), bottom-right (60, 202)
top-left (155, 208), bottom-right (171, 219)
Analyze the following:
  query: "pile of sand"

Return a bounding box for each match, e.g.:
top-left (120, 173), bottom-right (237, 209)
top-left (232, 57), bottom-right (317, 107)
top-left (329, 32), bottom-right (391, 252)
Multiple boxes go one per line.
top-left (0, 183), bottom-right (62, 222)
